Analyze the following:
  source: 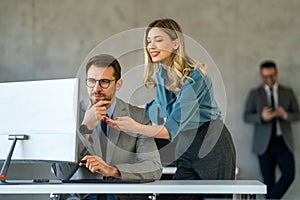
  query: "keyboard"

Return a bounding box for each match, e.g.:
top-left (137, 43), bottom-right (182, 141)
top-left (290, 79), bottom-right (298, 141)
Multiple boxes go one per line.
top-left (62, 178), bottom-right (155, 184)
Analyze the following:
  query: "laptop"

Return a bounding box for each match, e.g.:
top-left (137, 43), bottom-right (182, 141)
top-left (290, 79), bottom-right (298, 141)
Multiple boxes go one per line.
top-left (62, 178), bottom-right (155, 184)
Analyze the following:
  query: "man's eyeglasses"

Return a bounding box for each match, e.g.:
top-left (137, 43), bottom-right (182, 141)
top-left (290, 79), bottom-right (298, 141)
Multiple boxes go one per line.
top-left (261, 74), bottom-right (276, 80)
top-left (86, 78), bottom-right (116, 89)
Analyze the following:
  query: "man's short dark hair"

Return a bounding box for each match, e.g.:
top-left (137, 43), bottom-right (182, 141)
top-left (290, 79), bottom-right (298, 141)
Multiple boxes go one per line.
top-left (86, 54), bottom-right (121, 80)
top-left (260, 60), bottom-right (277, 70)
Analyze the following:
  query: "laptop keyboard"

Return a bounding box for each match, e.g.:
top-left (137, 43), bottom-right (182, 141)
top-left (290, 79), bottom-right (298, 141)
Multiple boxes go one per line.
top-left (62, 179), bottom-right (155, 184)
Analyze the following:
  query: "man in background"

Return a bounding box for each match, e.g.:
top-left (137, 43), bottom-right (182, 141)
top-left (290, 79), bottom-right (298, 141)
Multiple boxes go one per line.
top-left (244, 60), bottom-right (300, 199)
top-left (52, 54), bottom-right (162, 200)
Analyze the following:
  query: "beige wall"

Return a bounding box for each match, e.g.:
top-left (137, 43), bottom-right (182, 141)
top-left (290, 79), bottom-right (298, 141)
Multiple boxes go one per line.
top-left (1, 0), bottom-right (300, 199)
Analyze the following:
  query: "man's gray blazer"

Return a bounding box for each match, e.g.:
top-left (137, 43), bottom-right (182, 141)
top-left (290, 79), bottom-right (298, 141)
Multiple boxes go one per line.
top-left (244, 84), bottom-right (300, 155)
top-left (52, 98), bottom-right (162, 180)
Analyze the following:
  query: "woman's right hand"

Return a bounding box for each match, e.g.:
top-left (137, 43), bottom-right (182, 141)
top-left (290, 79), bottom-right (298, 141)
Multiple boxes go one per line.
top-left (138, 104), bottom-right (145, 108)
top-left (106, 116), bottom-right (170, 139)
top-left (106, 116), bottom-right (143, 133)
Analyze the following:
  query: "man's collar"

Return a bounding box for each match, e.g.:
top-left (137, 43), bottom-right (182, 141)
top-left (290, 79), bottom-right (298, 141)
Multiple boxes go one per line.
top-left (107, 98), bottom-right (116, 117)
top-left (263, 82), bottom-right (278, 91)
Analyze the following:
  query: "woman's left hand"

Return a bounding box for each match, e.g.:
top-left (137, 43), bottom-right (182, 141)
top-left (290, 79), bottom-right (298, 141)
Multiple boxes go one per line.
top-left (105, 116), bottom-right (143, 133)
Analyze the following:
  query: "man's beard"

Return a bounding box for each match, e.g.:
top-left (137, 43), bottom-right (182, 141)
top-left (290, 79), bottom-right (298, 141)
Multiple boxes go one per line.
top-left (92, 92), bottom-right (113, 104)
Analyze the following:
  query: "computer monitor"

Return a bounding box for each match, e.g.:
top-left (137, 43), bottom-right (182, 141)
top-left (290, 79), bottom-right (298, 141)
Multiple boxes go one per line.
top-left (0, 78), bottom-right (79, 182)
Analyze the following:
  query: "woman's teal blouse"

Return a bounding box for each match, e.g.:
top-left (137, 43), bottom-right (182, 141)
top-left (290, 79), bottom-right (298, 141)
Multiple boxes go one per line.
top-left (146, 64), bottom-right (221, 141)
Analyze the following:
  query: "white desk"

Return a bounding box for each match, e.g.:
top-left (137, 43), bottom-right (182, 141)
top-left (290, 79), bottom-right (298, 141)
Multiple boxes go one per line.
top-left (162, 166), bottom-right (240, 175)
top-left (0, 180), bottom-right (266, 199)
top-left (162, 167), bottom-right (177, 174)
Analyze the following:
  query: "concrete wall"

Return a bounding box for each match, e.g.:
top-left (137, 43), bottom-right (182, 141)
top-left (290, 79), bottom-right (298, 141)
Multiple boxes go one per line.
top-left (1, 0), bottom-right (300, 199)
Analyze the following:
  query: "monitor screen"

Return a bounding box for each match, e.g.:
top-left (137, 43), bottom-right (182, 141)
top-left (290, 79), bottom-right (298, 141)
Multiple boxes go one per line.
top-left (0, 78), bottom-right (79, 163)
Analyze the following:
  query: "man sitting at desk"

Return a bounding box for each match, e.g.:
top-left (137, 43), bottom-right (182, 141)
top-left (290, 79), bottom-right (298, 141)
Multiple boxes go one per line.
top-left (52, 54), bottom-right (162, 200)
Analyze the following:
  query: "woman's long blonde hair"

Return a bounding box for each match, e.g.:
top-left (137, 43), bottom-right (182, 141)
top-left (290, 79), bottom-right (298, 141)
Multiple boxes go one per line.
top-left (142, 18), bottom-right (207, 92)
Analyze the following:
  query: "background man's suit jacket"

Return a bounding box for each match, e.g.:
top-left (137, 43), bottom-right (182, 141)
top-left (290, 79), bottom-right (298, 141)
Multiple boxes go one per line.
top-left (52, 98), bottom-right (162, 180)
top-left (244, 84), bottom-right (300, 155)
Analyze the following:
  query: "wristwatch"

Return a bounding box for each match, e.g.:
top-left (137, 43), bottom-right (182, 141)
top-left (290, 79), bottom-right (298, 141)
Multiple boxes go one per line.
top-left (79, 124), bottom-right (93, 134)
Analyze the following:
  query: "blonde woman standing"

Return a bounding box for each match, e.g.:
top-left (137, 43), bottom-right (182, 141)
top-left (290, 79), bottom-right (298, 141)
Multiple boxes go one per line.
top-left (108, 19), bottom-right (236, 199)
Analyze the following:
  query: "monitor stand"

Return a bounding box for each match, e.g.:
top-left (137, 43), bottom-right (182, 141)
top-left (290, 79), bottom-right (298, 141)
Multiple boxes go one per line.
top-left (0, 134), bottom-right (29, 184)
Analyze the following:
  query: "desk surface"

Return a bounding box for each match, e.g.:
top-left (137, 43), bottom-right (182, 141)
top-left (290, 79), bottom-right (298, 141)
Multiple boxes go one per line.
top-left (162, 167), bottom-right (177, 174)
top-left (0, 180), bottom-right (266, 195)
